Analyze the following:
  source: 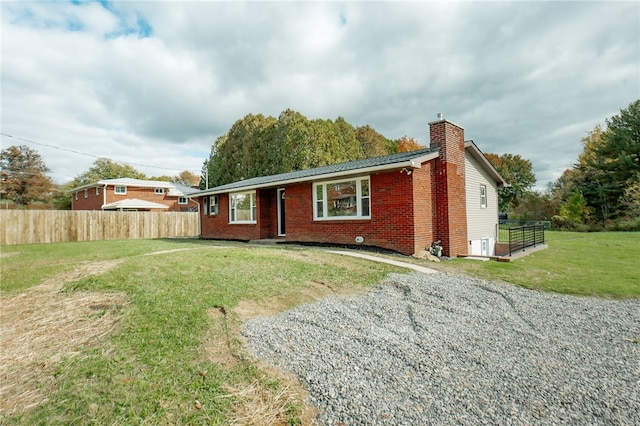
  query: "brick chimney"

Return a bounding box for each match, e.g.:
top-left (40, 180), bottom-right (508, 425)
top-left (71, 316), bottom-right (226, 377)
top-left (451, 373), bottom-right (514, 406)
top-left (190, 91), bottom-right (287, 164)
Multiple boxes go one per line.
top-left (429, 115), bottom-right (468, 257)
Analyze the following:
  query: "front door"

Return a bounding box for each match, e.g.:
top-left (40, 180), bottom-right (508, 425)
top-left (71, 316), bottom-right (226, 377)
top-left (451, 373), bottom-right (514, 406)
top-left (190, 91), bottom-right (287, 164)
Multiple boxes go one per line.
top-left (277, 188), bottom-right (286, 236)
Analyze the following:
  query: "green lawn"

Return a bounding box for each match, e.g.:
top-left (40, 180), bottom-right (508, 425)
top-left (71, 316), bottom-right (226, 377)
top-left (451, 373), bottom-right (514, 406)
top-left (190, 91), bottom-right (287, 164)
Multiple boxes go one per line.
top-left (440, 231), bottom-right (640, 298)
top-left (0, 240), bottom-right (402, 425)
top-left (1, 232), bottom-right (637, 424)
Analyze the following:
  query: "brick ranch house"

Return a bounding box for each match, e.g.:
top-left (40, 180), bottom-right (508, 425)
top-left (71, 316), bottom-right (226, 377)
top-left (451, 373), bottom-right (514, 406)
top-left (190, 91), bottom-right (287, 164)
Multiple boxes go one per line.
top-left (192, 118), bottom-right (507, 257)
top-left (71, 178), bottom-right (200, 212)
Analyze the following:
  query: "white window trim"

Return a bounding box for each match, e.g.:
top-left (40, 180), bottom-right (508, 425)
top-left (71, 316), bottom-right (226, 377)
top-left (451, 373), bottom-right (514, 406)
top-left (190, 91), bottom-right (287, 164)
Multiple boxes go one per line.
top-left (480, 184), bottom-right (487, 208)
top-left (75, 192), bottom-right (78, 200)
top-left (178, 197), bottom-right (187, 205)
top-left (84, 189), bottom-right (88, 198)
top-left (155, 188), bottom-right (164, 194)
top-left (313, 176), bottom-right (371, 220)
top-left (114, 186), bottom-right (127, 195)
top-left (96, 187), bottom-right (100, 195)
top-left (229, 191), bottom-right (256, 224)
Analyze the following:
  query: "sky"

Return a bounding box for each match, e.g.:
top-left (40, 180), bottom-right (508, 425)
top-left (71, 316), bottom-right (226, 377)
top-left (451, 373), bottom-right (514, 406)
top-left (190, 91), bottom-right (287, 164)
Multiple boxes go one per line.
top-left (2, 1), bottom-right (639, 190)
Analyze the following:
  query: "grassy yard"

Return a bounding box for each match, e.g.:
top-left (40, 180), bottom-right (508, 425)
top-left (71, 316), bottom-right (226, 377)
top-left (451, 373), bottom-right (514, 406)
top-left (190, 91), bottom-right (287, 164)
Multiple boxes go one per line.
top-left (0, 232), bottom-right (637, 424)
top-left (0, 240), bottom-right (402, 425)
top-left (438, 231), bottom-right (640, 298)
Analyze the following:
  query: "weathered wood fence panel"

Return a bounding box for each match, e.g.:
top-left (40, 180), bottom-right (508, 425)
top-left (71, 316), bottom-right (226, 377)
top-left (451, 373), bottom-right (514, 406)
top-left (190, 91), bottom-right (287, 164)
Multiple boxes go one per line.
top-left (0, 211), bottom-right (200, 245)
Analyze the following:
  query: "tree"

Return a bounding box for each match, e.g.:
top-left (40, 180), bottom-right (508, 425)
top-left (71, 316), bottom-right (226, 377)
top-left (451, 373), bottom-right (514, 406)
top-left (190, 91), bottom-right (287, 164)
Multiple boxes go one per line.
top-left (204, 110), bottom-right (396, 188)
top-left (0, 145), bottom-right (54, 206)
top-left (484, 153), bottom-right (536, 212)
top-left (69, 158), bottom-right (147, 187)
top-left (356, 125), bottom-right (393, 157)
top-left (592, 99), bottom-right (640, 218)
top-left (173, 170), bottom-right (200, 187)
top-left (395, 135), bottom-right (425, 153)
top-left (513, 190), bottom-right (558, 221)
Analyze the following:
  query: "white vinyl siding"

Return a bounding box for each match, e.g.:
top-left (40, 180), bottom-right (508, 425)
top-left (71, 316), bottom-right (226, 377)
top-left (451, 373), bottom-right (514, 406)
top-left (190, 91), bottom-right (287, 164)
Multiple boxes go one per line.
top-left (465, 152), bottom-right (499, 256)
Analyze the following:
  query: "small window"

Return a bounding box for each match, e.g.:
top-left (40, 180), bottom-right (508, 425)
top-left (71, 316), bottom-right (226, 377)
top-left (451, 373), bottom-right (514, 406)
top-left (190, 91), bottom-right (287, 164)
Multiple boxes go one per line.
top-left (155, 188), bottom-right (164, 194)
top-left (230, 191), bottom-right (256, 223)
top-left (84, 189), bottom-right (88, 198)
top-left (75, 192), bottom-right (78, 200)
top-left (178, 197), bottom-right (187, 205)
top-left (96, 187), bottom-right (100, 195)
top-left (209, 195), bottom-right (219, 215)
top-left (480, 184), bottom-right (487, 208)
top-left (115, 186), bottom-right (127, 195)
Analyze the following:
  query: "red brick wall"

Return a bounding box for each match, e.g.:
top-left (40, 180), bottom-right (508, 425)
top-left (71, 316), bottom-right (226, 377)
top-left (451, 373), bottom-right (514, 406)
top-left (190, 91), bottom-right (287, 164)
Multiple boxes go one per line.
top-left (412, 162), bottom-right (435, 254)
top-left (197, 170), bottom-right (427, 255)
top-left (278, 170), bottom-right (422, 255)
top-left (429, 120), bottom-right (468, 257)
top-left (72, 186), bottom-right (188, 211)
top-left (200, 193), bottom-right (263, 241)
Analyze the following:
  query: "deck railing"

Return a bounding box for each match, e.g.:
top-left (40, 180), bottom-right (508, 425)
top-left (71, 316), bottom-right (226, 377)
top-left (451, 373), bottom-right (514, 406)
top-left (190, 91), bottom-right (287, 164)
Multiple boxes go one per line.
top-left (507, 225), bottom-right (545, 256)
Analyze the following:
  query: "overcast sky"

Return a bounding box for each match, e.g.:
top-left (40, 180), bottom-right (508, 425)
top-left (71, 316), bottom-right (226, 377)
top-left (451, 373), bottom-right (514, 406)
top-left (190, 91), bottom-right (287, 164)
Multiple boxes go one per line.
top-left (2, 1), bottom-right (638, 190)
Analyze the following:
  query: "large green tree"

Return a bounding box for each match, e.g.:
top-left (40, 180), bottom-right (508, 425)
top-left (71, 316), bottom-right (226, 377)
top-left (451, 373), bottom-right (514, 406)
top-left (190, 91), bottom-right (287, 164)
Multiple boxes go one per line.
top-left (0, 145), bottom-right (54, 206)
top-left (484, 153), bottom-right (536, 213)
top-left (203, 110), bottom-right (393, 188)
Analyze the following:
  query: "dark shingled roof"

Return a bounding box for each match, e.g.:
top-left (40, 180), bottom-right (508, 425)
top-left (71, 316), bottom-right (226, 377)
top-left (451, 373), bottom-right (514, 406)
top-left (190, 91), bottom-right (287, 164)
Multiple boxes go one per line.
top-left (196, 147), bottom-right (437, 195)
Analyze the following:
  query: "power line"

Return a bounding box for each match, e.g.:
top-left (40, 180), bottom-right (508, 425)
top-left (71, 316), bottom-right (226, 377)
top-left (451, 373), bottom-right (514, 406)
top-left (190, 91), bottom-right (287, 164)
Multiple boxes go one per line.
top-left (1, 132), bottom-right (202, 173)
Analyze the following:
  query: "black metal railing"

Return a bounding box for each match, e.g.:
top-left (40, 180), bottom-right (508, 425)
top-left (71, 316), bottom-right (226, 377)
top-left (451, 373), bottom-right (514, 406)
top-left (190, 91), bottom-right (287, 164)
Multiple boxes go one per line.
top-left (498, 220), bottom-right (550, 242)
top-left (508, 225), bottom-right (545, 256)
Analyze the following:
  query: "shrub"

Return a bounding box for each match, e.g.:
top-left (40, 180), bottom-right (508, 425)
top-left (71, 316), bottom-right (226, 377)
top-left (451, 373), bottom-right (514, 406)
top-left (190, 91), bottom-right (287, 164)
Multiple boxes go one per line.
top-left (609, 216), bottom-right (640, 232)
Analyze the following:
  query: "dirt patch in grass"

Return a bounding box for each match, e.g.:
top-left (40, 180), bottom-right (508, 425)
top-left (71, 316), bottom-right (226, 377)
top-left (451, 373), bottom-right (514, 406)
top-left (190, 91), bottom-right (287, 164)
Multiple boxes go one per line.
top-left (0, 260), bottom-right (125, 416)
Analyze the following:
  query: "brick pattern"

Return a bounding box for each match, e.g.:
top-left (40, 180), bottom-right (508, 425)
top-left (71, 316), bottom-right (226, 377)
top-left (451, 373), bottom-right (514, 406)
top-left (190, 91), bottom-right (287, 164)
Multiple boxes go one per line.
top-left (200, 193), bottom-right (262, 240)
top-left (72, 186), bottom-right (191, 212)
top-left (429, 120), bottom-right (468, 257)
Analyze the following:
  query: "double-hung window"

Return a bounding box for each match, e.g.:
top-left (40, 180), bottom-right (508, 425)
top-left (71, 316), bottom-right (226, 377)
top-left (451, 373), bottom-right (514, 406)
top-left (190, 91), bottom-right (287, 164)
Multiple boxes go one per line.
top-left (480, 184), bottom-right (487, 208)
top-left (114, 186), bottom-right (127, 195)
top-left (314, 177), bottom-right (371, 220)
top-left (209, 195), bottom-right (219, 215)
top-left (229, 191), bottom-right (256, 223)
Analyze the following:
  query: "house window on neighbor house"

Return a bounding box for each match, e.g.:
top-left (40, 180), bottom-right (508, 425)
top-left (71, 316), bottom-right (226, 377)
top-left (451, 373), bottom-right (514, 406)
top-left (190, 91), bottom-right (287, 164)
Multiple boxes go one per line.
top-left (209, 195), bottom-right (219, 215)
top-left (75, 192), bottom-right (78, 201)
top-left (178, 197), bottom-right (187, 204)
top-left (313, 177), bottom-right (371, 220)
top-left (84, 189), bottom-right (88, 198)
top-left (96, 187), bottom-right (100, 195)
top-left (155, 188), bottom-right (164, 194)
top-left (480, 184), bottom-right (487, 208)
top-left (115, 186), bottom-right (127, 195)
top-left (230, 191), bottom-right (256, 223)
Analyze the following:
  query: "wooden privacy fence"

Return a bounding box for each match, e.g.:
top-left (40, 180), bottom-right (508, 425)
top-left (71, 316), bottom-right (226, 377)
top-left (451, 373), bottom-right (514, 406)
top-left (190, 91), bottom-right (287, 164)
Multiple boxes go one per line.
top-left (0, 210), bottom-right (200, 246)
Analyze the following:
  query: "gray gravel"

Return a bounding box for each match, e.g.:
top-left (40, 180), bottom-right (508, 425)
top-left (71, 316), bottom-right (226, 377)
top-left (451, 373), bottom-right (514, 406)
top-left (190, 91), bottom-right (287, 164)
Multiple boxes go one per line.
top-left (242, 272), bottom-right (640, 425)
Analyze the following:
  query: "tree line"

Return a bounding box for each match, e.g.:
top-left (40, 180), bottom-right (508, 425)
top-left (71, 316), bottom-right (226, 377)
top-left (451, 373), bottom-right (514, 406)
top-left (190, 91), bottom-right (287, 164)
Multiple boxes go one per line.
top-left (202, 109), bottom-right (421, 188)
top-left (2, 101), bottom-right (638, 232)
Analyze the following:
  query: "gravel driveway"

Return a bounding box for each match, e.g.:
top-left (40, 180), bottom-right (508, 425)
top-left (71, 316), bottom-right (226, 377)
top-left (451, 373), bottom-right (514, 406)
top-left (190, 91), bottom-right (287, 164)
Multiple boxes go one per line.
top-left (243, 272), bottom-right (640, 425)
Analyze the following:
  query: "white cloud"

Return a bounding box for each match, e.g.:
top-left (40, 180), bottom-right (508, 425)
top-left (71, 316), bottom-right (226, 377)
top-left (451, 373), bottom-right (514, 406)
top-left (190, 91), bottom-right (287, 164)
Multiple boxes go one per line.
top-left (1, 1), bottom-right (638, 190)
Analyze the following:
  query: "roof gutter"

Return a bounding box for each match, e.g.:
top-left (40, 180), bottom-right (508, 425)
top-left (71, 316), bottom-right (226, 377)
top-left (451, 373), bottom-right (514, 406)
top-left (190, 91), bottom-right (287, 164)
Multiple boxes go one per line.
top-left (192, 151), bottom-right (439, 197)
